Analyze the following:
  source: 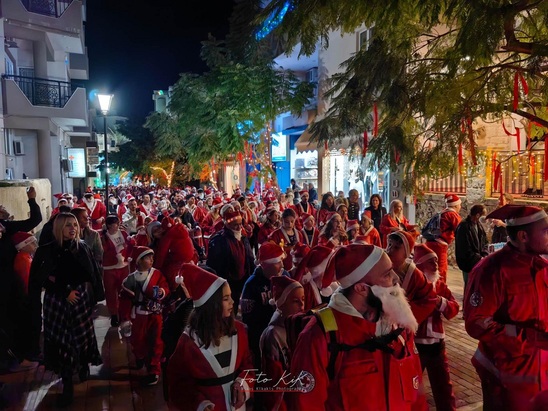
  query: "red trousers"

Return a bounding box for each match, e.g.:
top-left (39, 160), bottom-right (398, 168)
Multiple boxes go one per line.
top-left (417, 341), bottom-right (456, 411)
top-left (131, 313), bottom-right (164, 375)
top-left (425, 240), bottom-right (448, 283)
top-left (104, 266), bottom-right (129, 316)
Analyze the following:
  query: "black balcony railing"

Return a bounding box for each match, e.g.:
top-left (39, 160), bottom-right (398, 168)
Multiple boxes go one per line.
top-left (2, 74), bottom-right (83, 108)
top-left (20, 0), bottom-right (73, 18)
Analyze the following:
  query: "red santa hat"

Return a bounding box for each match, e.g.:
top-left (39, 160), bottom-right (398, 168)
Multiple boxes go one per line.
top-left (258, 241), bottom-right (286, 264)
top-left (413, 244), bottom-right (437, 266)
top-left (388, 230), bottom-right (416, 258)
top-left (53, 193), bottom-right (64, 200)
top-left (93, 193), bottom-right (102, 200)
top-left (128, 246), bottom-right (154, 265)
top-left (223, 210), bottom-right (242, 224)
top-left (126, 194), bottom-right (134, 200)
top-left (300, 213), bottom-right (314, 226)
top-left (362, 210), bottom-right (372, 221)
top-left (299, 190), bottom-right (308, 196)
top-left (346, 219), bottom-right (359, 233)
top-left (12, 231), bottom-right (37, 251)
top-left (486, 204), bottom-right (547, 227)
top-left (352, 235), bottom-right (370, 245)
top-left (444, 193), bottom-right (461, 207)
top-left (325, 244), bottom-right (384, 289)
top-left (161, 216), bottom-right (174, 230)
top-left (293, 245), bottom-right (334, 283)
top-left (269, 276), bottom-right (303, 308)
top-left (179, 263), bottom-right (227, 307)
top-left (291, 242), bottom-right (310, 263)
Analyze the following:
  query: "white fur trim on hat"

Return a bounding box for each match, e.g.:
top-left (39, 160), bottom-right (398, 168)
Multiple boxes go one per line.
top-left (275, 281), bottom-right (302, 308)
top-left (339, 246), bottom-right (384, 289)
top-left (414, 252), bottom-right (437, 266)
top-left (194, 277), bottom-right (227, 308)
top-left (261, 253), bottom-right (286, 265)
top-left (507, 210), bottom-right (547, 226)
top-left (15, 235), bottom-right (37, 251)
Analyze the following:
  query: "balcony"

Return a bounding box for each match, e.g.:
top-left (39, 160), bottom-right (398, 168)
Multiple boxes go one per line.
top-left (21, 0), bottom-right (74, 18)
top-left (2, 75), bottom-right (88, 128)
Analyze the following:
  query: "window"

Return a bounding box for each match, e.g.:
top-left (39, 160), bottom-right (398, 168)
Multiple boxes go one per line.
top-left (358, 27), bottom-right (375, 51)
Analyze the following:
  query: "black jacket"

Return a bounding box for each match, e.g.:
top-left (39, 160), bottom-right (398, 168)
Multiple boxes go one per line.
top-left (455, 216), bottom-right (489, 273)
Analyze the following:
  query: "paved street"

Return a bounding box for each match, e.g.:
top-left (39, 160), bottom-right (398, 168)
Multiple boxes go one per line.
top-left (0, 264), bottom-right (482, 410)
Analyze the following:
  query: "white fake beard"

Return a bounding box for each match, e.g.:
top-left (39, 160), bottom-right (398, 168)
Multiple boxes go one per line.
top-left (83, 198), bottom-right (94, 207)
top-left (232, 229), bottom-right (242, 241)
top-left (424, 269), bottom-right (440, 285)
top-left (371, 283), bottom-right (418, 336)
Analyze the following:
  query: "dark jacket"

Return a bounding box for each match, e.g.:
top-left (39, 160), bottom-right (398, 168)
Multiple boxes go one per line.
top-left (455, 216), bottom-right (489, 273)
top-left (206, 229), bottom-right (254, 281)
top-left (364, 205), bottom-right (387, 232)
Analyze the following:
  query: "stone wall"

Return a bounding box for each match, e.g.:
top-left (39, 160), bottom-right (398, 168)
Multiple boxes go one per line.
top-left (0, 179), bottom-right (51, 233)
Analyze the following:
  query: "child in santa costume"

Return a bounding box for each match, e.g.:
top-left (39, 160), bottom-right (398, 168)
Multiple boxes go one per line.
top-left (268, 208), bottom-right (303, 272)
top-left (413, 244), bottom-right (459, 411)
top-left (167, 264), bottom-right (255, 411)
top-left (258, 276), bottom-right (304, 411)
top-left (299, 213), bottom-right (319, 248)
top-left (293, 245), bottom-right (336, 311)
top-left (119, 246), bottom-right (169, 386)
top-left (12, 231), bottom-right (38, 293)
top-left (346, 219), bottom-right (360, 242)
top-left (355, 210), bottom-right (382, 247)
top-left (289, 242), bottom-right (310, 277)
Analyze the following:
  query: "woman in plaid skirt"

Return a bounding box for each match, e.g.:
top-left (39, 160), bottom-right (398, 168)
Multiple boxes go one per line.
top-left (29, 213), bottom-right (102, 407)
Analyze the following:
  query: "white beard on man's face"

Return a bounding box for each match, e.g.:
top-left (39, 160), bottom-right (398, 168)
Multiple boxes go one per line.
top-left (371, 283), bottom-right (418, 336)
top-left (423, 269), bottom-right (440, 285)
top-left (232, 229), bottom-right (242, 241)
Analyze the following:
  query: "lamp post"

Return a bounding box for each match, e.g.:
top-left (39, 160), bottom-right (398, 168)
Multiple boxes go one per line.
top-left (98, 93), bottom-right (113, 194)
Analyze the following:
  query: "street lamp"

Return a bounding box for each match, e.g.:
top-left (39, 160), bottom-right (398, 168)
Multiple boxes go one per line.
top-left (98, 93), bottom-right (113, 194)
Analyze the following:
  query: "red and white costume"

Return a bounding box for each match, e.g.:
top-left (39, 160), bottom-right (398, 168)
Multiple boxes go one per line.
top-left (356, 225), bottom-right (382, 247)
top-left (425, 207), bottom-right (461, 283)
top-left (119, 266), bottom-right (169, 375)
top-left (379, 214), bottom-right (414, 248)
top-left (139, 201), bottom-right (153, 216)
top-left (81, 196), bottom-right (107, 230)
top-left (291, 201), bottom-right (316, 230)
top-left (268, 227), bottom-right (303, 271)
top-left (101, 229), bottom-right (131, 316)
top-left (465, 243), bottom-right (548, 410)
top-left (398, 261), bottom-right (439, 325)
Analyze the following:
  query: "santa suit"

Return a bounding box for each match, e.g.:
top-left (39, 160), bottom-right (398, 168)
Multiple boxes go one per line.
top-left (415, 274), bottom-right (459, 411)
top-left (139, 202), bottom-right (152, 216)
top-left (119, 267), bottom-right (169, 375)
top-left (379, 214), bottom-right (414, 248)
top-left (154, 223), bottom-right (196, 291)
top-left (257, 222), bottom-right (278, 245)
top-left (425, 208), bottom-right (461, 283)
top-left (167, 321), bottom-right (255, 411)
top-left (202, 212), bottom-right (222, 236)
top-left (291, 202), bottom-right (316, 230)
top-left (299, 272), bottom-right (325, 311)
top-left (192, 204), bottom-right (209, 227)
top-left (268, 227), bottom-right (303, 271)
top-left (81, 198), bottom-right (107, 230)
top-left (13, 251), bottom-right (32, 294)
top-left (398, 262), bottom-right (439, 325)
top-left (358, 226), bottom-right (382, 247)
top-left (286, 292), bottom-right (426, 411)
top-left (317, 208), bottom-right (334, 228)
top-left (101, 229), bottom-right (131, 315)
top-left (300, 227), bottom-right (320, 248)
top-left (464, 243), bottom-right (548, 410)
top-left (318, 235), bottom-right (348, 248)
top-left (259, 311), bottom-right (290, 411)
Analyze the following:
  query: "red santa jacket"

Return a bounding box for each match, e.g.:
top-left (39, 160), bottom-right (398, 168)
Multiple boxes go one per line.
top-left (100, 229), bottom-right (131, 268)
top-left (257, 222), bottom-right (278, 245)
top-left (13, 252), bottom-right (32, 294)
top-left (357, 226), bottom-right (382, 247)
top-left (291, 202), bottom-right (316, 230)
top-left (438, 208), bottom-right (462, 245)
top-left (202, 212), bottom-right (222, 236)
top-left (399, 262), bottom-right (439, 325)
top-left (167, 321), bottom-right (255, 411)
top-left (300, 227), bottom-right (320, 248)
top-left (465, 244), bottom-right (548, 392)
top-left (118, 267), bottom-right (170, 320)
top-left (286, 296), bottom-right (426, 411)
top-left (192, 205), bottom-right (209, 227)
top-left (379, 214), bottom-right (414, 248)
top-left (268, 227), bottom-right (303, 271)
top-left (81, 199), bottom-right (107, 230)
top-left (415, 277), bottom-right (459, 344)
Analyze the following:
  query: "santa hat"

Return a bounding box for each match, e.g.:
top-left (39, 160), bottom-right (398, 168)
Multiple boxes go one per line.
top-left (325, 244), bottom-right (384, 289)
top-left (353, 235), bottom-right (370, 245)
top-left (445, 193), bottom-right (461, 207)
top-left (223, 210), bottom-right (242, 224)
top-left (291, 242), bottom-right (310, 263)
top-left (258, 241), bottom-right (286, 264)
top-left (388, 230), bottom-right (416, 257)
top-left (269, 276), bottom-right (303, 308)
top-left (53, 193), bottom-right (64, 200)
top-left (346, 219), bottom-right (359, 232)
top-left (362, 210), bottom-right (372, 221)
top-left (179, 263), bottom-right (226, 307)
top-left (299, 190), bottom-right (308, 196)
top-left (128, 246), bottom-right (154, 265)
top-left (336, 203), bottom-right (347, 211)
top-left (146, 220), bottom-right (161, 238)
top-left (12, 231), bottom-right (37, 251)
top-left (300, 213), bottom-right (314, 226)
top-left (93, 193), bottom-right (102, 200)
top-left (161, 216), bottom-right (174, 230)
top-left (84, 192), bottom-right (94, 197)
top-left (413, 244), bottom-right (437, 266)
top-left (293, 244), bottom-right (335, 288)
top-left (486, 204), bottom-right (547, 227)
top-left (126, 194), bottom-right (134, 200)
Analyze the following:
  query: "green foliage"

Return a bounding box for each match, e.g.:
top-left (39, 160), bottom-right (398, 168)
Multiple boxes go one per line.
top-left (257, 0), bottom-right (548, 192)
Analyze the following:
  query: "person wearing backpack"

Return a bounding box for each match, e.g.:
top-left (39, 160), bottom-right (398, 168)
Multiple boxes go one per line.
top-left (424, 193), bottom-right (462, 283)
top-left (286, 244), bottom-right (427, 411)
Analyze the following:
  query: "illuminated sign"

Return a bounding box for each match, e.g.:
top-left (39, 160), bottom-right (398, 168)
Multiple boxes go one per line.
top-left (67, 148), bottom-right (86, 178)
top-left (271, 132), bottom-right (287, 162)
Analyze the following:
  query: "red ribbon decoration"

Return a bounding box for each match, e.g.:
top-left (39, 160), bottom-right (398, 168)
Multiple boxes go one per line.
top-left (394, 148), bottom-right (401, 164)
top-left (373, 103), bottom-right (378, 137)
top-left (494, 163), bottom-right (502, 190)
top-left (545, 140), bottom-right (548, 182)
top-left (502, 120), bottom-right (521, 153)
top-left (363, 130), bottom-right (368, 157)
top-left (458, 144), bottom-right (464, 172)
top-left (491, 152), bottom-right (497, 177)
top-left (237, 152), bottom-right (244, 166)
top-left (324, 141), bottom-right (328, 151)
top-left (513, 71), bottom-right (529, 111)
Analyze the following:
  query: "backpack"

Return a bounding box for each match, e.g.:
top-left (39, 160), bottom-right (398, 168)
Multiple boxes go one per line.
top-left (421, 211), bottom-right (444, 242)
top-left (285, 305), bottom-right (404, 380)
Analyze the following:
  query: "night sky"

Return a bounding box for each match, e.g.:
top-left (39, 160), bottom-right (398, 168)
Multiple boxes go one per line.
top-left (84, 0), bottom-right (234, 123)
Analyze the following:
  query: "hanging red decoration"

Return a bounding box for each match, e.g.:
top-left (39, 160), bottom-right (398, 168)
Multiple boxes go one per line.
top-left (491, 152), bottom-right (497, 177)
top-left (373, 103), bottom-right (378, 137)
top-left (513, 71), bottom-right (529, 111)
top-left (545, 139), bottom-right (548, 182)
top-left (494, 163), bottom-right (502, 190)
top-left (363, 130), bottom-right (368, 157)
top-left (324, 141), bottom-right (328, 151)
top-left (502, 120), bottom-right (521, 153)
top-left (458, 144), bottom-right (464, 172)
top-left (394, 148), bottom-right (401, 164)
top-left (237, 152), bottom-right (244, 166)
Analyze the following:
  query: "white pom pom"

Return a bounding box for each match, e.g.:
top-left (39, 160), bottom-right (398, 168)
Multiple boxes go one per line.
top-left (269, 298), bottom-right (276, 306)
top-left (320, 287), bottom-right (333, 298)
top-left (175, 275), bottom-right (184, 284)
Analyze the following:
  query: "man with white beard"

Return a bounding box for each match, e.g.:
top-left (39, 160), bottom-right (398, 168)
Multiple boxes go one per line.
top-left (287, 244), bottom-right (427, 410)
top-left (80, 191), bottom-right (107, 230)
top-left (413, 243), bottom-right (459, 411)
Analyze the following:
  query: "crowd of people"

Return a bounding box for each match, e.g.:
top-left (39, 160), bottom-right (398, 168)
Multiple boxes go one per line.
top-left (1, 183), bottom-right (548, 410)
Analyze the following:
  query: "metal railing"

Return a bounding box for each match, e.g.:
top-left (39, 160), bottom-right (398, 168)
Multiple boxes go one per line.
top-left (20, 0), bottom-right (73, 18)
top-left (426, 174), bottom-right (467, 194)
top-left (2, 74), bottom-right (83, 108)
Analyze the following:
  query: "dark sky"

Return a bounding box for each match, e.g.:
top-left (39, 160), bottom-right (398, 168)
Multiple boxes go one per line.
top-left (85, 0), bottom-right (234, 123)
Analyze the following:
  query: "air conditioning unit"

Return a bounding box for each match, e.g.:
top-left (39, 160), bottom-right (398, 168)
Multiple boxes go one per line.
top-left (13, 141), bottom-right (24, 156)
top-left (307, 67), bottom-right (318, 83)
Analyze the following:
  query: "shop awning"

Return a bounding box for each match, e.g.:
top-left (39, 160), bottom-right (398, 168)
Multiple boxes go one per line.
top-left (282, 124), bottom-right (308, 135)
top-left (295, 128), bottom-right (318, 153)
